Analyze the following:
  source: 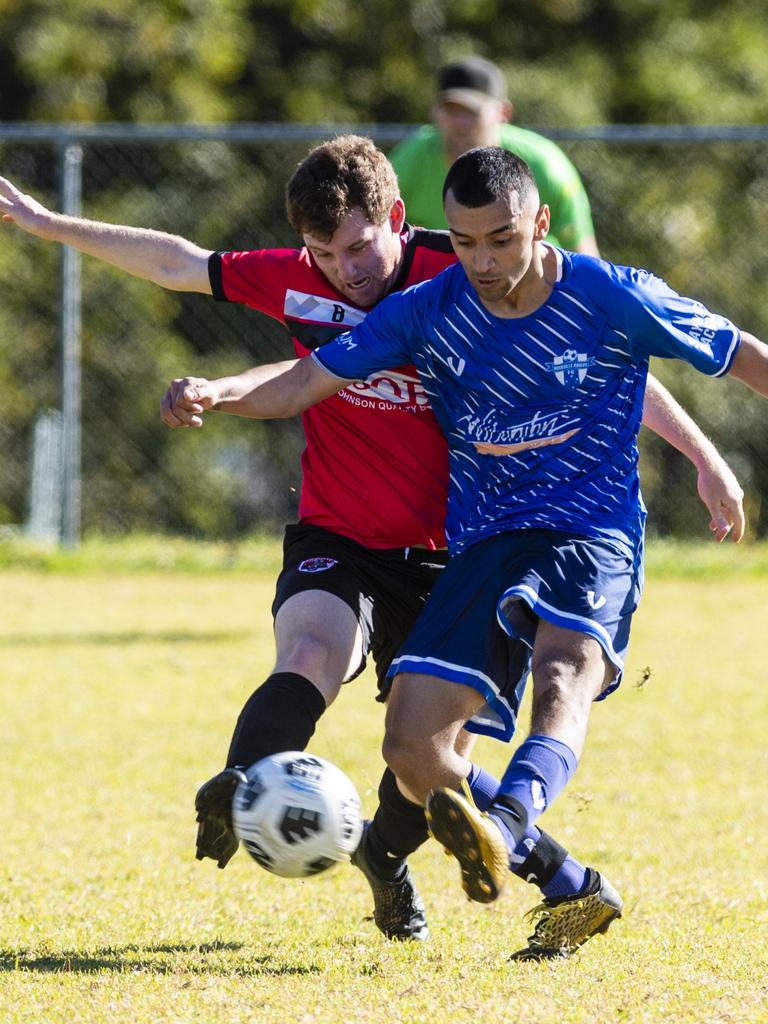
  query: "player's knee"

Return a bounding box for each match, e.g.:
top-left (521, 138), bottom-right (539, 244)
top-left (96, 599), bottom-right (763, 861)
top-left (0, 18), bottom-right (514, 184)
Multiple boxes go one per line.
top-left (534, 641), bottom-right (606, 697)
top-left (530, 656), bottom-right (599, 730)
top-left (381, 728), bottom-right (414, 777)
top-left (274, 635), bottom-right (343, 695)
top-left (531, 675), bottom-right (573, 722)
top-left (381, 730), bottom-right (432, 802)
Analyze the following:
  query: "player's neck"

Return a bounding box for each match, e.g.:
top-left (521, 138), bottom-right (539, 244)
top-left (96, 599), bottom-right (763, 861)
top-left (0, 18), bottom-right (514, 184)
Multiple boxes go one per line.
top-left (442, 129), bottom-right (503, 165)
top-left (478, 241), bottom-right (556, 319)
top-left (383, 234), bottom-right (407, 296)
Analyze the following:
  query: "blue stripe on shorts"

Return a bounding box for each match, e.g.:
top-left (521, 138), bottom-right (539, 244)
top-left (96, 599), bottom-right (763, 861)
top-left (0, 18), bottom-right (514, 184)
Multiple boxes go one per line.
top-left (497, 583), bottom-right (625, 679)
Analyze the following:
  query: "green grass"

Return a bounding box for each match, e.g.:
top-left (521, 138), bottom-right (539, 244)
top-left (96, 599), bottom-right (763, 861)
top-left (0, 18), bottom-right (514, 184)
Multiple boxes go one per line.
top-left (0, 531), bottom-right (285, 574)
top-left (3, 530), bottom-right (768, 577)
top-left (1, 542), bottom-right (767, 1022)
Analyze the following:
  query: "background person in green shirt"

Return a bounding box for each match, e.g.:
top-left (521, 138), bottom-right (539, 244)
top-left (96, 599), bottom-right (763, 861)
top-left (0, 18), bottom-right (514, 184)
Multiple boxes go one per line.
top-left (389, 56), bottom-right (599, 255)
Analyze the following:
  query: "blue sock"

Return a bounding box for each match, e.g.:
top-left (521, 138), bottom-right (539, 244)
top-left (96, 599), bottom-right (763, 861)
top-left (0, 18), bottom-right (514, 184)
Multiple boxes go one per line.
top-left (490, 735), bottom-right (578, 843)
top-left (464, 763), bottom-right (498, 811)
top-left (541, 856), bottom-right (590, 900)
top-left (464, 752), bottom-right (588, 899)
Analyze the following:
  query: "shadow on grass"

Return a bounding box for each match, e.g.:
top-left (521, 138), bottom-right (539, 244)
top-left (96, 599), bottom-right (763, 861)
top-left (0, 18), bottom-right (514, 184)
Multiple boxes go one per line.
top-left (0, 630), bottom-right (249, 647)
top-left (0, 941), bottom-right (322, 976)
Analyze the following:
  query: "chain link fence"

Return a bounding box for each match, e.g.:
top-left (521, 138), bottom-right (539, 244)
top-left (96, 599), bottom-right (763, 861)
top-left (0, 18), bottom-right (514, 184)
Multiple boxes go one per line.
top-left (1, 123), bottom-right (767, 544)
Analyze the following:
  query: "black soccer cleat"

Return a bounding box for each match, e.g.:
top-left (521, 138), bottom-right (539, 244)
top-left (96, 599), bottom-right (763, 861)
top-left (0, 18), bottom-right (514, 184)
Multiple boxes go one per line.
top-left (194, 767), bottom-right (247, 869)
top-left (509, 868), bottom-right (623, 961)
top-left (351, 822), bottom-right (429, 941)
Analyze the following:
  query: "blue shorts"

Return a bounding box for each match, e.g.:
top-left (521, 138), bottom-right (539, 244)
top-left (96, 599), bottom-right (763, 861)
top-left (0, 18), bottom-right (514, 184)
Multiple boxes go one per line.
top-left (387, 529), bottom-right (643, 741)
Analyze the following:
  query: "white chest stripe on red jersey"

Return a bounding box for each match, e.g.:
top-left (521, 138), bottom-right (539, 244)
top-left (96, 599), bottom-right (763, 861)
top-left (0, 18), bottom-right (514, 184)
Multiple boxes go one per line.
top-left (285, 289), bottom-right (367, 328)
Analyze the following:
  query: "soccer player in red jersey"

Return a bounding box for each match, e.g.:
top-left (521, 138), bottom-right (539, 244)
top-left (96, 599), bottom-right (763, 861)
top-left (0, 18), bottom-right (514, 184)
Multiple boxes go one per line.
top-left (0, 138), bottom-right (744, 948)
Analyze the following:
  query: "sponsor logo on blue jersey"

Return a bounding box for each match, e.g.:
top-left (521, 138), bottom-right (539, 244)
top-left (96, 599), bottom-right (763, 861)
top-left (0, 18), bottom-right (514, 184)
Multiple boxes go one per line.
top-left (458, 408), bottom-right (580, 455)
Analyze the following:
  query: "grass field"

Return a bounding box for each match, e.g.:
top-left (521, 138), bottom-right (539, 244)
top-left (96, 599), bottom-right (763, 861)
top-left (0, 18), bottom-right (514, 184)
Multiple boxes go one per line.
top-left (1, 537), bottom-right (767, 1023)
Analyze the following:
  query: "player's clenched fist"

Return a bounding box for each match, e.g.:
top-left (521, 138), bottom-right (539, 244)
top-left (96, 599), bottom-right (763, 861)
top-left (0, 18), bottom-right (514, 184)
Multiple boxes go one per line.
top-left (161, 377), bottom-right (220, 428)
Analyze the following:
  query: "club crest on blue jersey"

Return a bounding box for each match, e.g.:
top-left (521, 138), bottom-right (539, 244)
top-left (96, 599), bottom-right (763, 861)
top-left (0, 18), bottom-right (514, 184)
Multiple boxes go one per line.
top-left (546, 349), bottom-right (595, 387)
top-left (298, 557), bottom-right (339, 573)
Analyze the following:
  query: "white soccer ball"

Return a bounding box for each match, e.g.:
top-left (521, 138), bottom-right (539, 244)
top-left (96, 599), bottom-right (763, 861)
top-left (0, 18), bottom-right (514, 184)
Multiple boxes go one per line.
top-left (231, 752), bottom-right (363, 878)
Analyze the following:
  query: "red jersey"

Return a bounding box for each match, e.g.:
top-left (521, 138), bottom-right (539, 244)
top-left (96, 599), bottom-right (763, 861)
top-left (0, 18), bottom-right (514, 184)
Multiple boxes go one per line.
top-left (209, 228), bottom-right (457, 549)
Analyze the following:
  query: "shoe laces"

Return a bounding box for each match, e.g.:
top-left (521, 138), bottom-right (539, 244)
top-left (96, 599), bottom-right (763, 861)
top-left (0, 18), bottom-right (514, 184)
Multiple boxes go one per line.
top-left (522, 900), bottom-right (549, 928)
top-left (525, 887), bottom-right (597, 923)
top-left (459, 776), bottom-right (477, 807)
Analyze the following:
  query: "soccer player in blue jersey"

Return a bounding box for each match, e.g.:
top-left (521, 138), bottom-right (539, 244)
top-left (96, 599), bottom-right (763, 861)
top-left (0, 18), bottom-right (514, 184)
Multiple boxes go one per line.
top-left (159, 147), bottom-right (766, 958)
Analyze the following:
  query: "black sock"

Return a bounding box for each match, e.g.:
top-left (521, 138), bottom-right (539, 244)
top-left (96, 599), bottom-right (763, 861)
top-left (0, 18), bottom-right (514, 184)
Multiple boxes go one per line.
top-left (510, 828), bottom-right (569, 888)
top-left (365, 769), bottom-right (430, 882)
top-left (225, 672), bottom-right (327, 769)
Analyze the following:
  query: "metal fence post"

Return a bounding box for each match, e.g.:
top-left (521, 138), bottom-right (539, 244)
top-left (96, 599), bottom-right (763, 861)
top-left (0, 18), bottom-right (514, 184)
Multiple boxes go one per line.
top-left (59, 139), bottom-right (83, 548)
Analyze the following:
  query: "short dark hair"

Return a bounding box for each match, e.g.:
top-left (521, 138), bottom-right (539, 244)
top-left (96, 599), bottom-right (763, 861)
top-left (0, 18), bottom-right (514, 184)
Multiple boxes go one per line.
top-left (442, 147), bottom-right (538, 209)
top-left (286, 135), bottom-right (399, 239)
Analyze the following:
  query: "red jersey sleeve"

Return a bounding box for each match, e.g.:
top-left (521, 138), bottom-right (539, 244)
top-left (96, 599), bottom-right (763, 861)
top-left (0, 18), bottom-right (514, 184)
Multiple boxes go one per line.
top-left (208, 249), bottom-right (303, 323)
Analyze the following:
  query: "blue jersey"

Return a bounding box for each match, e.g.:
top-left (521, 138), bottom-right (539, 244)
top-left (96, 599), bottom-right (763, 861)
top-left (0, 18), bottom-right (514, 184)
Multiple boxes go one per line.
top-left (313, 248), bottom-right (740, 556)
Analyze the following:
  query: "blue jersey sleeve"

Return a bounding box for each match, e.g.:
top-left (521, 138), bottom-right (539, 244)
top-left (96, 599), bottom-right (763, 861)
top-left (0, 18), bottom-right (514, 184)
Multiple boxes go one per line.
top-left (312, 286), bottom-right (416, 380)
top-left (618, 266), bottom-right (740, 376)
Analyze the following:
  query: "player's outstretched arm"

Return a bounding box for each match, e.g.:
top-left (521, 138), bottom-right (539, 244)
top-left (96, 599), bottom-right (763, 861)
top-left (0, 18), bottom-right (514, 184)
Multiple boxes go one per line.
top-left (0, 174), bottom-right (212, 293)
top-left (160, 356), bottom-right (347, 428)
top-left (642, 373), bottom-right (745, 542)
top-left (728, 332), bottom-right (768, 399)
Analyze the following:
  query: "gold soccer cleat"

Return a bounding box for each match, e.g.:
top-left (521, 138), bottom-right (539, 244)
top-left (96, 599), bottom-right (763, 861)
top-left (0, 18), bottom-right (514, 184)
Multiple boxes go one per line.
top-left (425, 787), bottom-right (510, 903)
top-left (509, 869), bottom-right (623, 960)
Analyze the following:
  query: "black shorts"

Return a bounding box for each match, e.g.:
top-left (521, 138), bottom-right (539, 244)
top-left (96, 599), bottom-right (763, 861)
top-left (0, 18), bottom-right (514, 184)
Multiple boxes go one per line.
top-left (272, 523), bottom-right (448, 698)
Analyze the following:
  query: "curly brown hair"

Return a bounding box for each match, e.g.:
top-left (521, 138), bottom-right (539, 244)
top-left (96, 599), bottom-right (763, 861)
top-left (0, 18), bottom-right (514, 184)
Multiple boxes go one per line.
top-left (285, 135), bottom-right (400, 239)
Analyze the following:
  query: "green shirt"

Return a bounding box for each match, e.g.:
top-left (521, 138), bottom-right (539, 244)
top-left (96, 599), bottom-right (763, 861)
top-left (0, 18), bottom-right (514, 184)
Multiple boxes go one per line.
top-left (389, 124), bottom-right (595, 249)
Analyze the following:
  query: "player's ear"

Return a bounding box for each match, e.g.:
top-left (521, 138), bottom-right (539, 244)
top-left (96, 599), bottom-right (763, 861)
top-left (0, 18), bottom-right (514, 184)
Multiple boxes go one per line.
top-left (533, 203), bottom-right (550, 240)
top-left (500, 99), bottom-right (513, 124)
top-left (389, 198), bottom-right (406, 233)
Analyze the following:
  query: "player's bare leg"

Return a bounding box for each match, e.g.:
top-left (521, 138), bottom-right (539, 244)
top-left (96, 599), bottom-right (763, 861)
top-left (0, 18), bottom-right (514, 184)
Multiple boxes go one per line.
top-left (383, 671), bottom-right (486, 800)
top-left (195, 591), bottom-right (362, 868)
top-left (352, 727), bottom-right (478, 941)
top-left (418, 623), bottom-right (623, 954)
top-left (381, 673), bottom-right (510, 901)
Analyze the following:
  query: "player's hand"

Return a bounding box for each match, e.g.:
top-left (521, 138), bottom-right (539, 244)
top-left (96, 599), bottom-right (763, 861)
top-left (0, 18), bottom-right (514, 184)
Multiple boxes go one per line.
top-left (161, 377), bottom-right (220, 429)
top-left (696, 456), bottom-right (745, 542)
top-left (0, 175), bottom-right (54, 236)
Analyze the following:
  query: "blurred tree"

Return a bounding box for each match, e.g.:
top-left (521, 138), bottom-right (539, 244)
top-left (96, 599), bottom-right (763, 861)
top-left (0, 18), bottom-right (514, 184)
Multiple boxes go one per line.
top-left (0, 0), bottom-right (253, 121)
top-left (3, 0), bottom-right (768, 127)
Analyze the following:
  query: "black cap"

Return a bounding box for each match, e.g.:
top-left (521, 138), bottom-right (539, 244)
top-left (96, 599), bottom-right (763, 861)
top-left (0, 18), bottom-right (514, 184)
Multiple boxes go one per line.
top-left (437, 57), bottom-right (507, 111)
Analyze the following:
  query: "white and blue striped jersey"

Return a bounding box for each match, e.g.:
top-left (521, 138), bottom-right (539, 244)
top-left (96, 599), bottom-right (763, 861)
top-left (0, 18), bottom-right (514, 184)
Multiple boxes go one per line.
top-left (313, 247), bottom-right (740, 556)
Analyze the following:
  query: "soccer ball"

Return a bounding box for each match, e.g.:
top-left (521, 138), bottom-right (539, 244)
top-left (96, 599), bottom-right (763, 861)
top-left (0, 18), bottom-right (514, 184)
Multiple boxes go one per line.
top-left (231, 752), bottom-right (363, 878)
